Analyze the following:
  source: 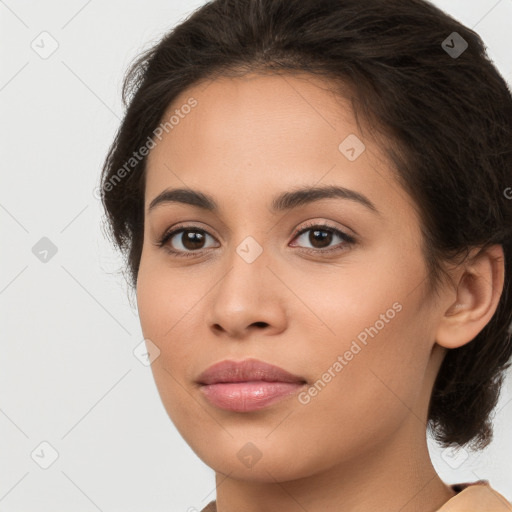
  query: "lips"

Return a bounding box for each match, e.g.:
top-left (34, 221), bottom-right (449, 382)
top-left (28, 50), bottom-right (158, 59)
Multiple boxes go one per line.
top-left (196, 358), bottom-right (308, 412)
top-left (196, 358), bottom-right (307, 385)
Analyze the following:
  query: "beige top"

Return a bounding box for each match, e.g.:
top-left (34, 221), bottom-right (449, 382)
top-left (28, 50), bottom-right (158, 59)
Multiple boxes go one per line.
top-left (199, 481), bottom-right (512, 512)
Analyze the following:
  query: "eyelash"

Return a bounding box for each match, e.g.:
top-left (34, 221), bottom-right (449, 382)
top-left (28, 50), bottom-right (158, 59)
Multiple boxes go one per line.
top-left (154, 221), bottom-right (356, 259)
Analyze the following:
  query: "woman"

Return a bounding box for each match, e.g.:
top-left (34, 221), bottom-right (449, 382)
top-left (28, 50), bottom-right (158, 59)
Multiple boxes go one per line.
top-left (99, 0), bottom-right (512, 510)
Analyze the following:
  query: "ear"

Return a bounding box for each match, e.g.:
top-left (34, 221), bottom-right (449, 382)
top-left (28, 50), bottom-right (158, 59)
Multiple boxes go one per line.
top-left (435, 244), bottom-right (505, 350)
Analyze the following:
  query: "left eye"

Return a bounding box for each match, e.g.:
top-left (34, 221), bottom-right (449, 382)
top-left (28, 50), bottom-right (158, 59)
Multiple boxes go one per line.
top-left (290, 224), bottom-right (356, 252)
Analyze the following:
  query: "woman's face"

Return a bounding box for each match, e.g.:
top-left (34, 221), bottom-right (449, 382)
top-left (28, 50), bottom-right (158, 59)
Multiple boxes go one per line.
top-left (136, 72), bottom-right (447, 481)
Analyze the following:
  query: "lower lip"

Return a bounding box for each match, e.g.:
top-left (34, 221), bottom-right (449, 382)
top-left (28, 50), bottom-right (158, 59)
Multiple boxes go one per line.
top-left (199, 381), bottom-right (306, 412)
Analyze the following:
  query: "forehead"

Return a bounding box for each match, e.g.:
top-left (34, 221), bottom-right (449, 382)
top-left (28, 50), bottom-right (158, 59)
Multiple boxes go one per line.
top-left (147, 72), bottom-right (361, 169)
top-left (144, 72), bottom-right (409, 221)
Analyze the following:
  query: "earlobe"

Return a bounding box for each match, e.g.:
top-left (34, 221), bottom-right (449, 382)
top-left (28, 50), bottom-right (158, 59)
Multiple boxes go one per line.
top-left (435, 245), bottom-right (505, 350)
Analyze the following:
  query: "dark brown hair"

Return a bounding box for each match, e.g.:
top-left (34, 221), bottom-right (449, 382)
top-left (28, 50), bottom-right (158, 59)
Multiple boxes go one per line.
top-left (99, 0), bottom-right (512, 449)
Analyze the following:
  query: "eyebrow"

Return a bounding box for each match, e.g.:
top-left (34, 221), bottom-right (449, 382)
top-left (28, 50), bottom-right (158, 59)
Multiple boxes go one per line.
top-left (147, 185), bottom-right (380, 216)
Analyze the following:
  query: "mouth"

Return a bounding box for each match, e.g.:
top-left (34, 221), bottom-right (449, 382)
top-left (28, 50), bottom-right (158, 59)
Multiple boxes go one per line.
top-left (196, 358), bottom-right (307, 412)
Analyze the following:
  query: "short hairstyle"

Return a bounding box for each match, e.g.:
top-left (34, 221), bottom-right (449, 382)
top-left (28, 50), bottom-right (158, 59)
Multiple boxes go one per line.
top-left (99, 0), bottom-right (512, 450)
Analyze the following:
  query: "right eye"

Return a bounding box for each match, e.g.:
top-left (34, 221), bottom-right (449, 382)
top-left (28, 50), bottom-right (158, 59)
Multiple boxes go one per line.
top-left (155, 225), bottom-right (219, 258)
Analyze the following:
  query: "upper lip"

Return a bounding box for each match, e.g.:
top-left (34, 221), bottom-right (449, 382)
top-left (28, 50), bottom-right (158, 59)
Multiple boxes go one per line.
top-left (196, 358), bottom-right (307, 385)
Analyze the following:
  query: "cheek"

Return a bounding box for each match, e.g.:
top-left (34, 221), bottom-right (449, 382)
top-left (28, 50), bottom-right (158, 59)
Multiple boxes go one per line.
top-left (136, 263), bottom-right (207, 434)
top-left (290, 257), bottom-right (433, 428)
top-left (137, 243), bottom-right (194, 334)
top-left (136, 261), bottom-right (200, 362)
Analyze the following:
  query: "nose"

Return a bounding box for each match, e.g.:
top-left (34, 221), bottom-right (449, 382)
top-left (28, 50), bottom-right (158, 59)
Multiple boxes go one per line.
top-left (204, 246), bottom-right (288, 340)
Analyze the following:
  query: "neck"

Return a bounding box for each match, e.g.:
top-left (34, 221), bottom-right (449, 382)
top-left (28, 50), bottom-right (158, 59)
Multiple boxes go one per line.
top-left (213, 416), bottom-right (456, 512)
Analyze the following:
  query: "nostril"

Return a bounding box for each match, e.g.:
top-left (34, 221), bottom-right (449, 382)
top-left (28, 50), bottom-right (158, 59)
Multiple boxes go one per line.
top-left (252, 321), bottom-right (268, 328)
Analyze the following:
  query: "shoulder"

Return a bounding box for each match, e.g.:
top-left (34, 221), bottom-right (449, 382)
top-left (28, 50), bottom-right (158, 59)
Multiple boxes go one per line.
top-left (199, 500), bottom-right (217, 512)
top-left (437, 481), bottom-right (512, 511)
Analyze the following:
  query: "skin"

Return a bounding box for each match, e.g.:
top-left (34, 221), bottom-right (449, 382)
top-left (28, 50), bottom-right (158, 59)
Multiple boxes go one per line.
top-left (136, 72), bottom-right (505, 512)
top-left (438, 483), bottom-right (512, 511)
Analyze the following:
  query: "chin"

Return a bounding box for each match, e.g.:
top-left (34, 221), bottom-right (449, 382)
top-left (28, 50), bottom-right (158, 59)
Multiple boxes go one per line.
top-left (185, 431), bottom-right (325, 483)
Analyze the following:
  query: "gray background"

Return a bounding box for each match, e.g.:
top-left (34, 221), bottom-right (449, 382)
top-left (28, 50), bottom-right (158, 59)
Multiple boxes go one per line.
top-left (1, 1), bottom-right (512, 510)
